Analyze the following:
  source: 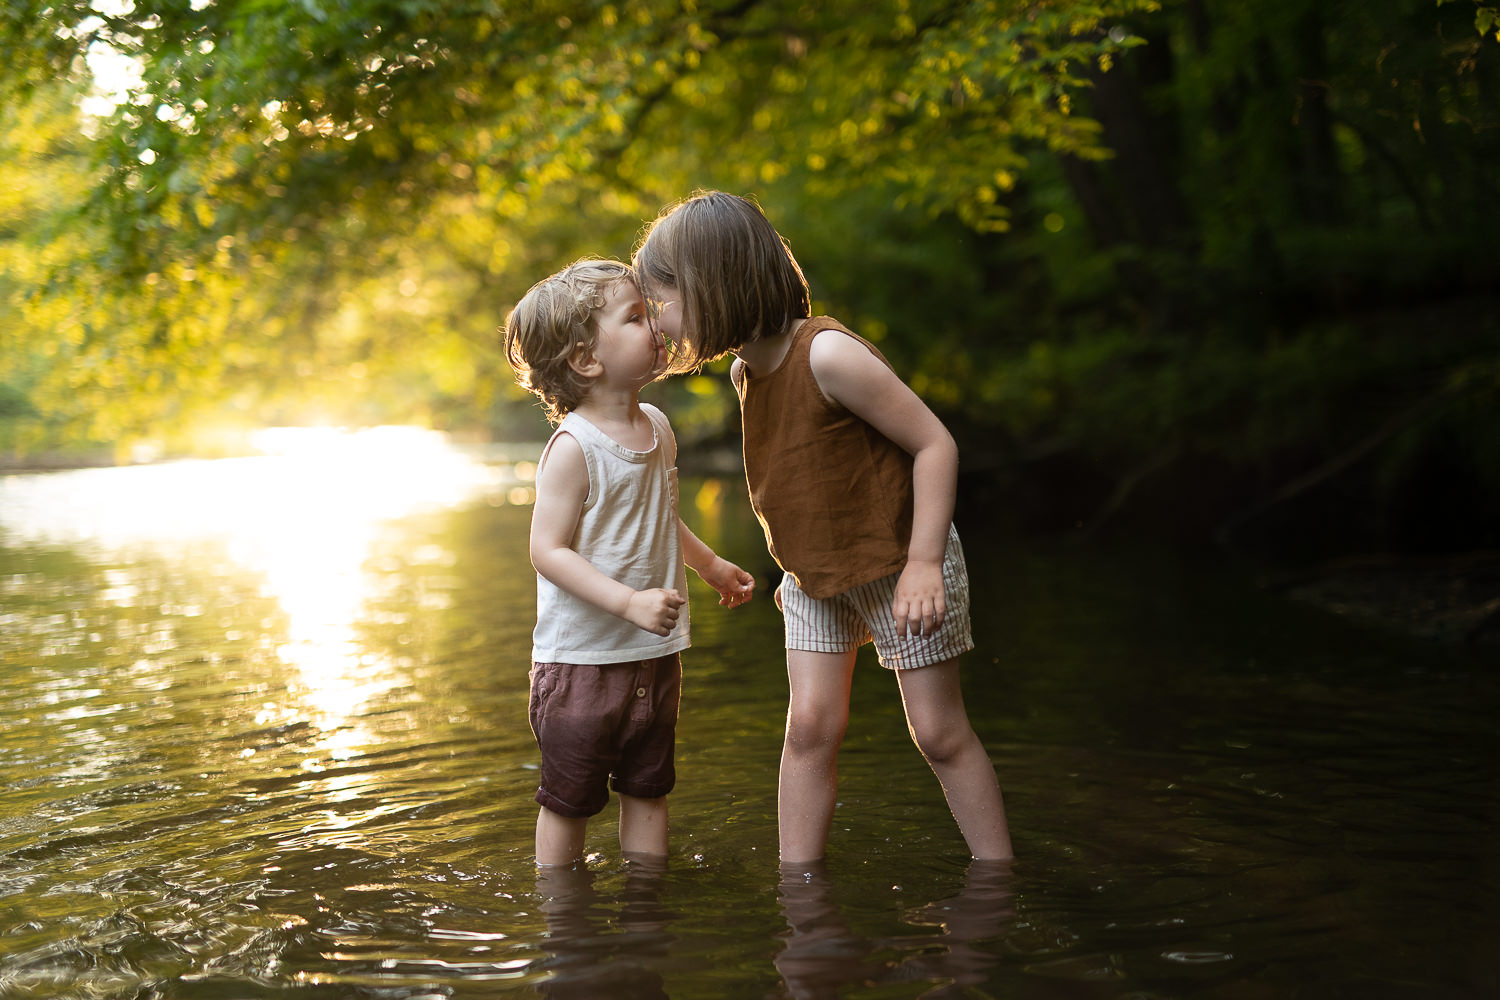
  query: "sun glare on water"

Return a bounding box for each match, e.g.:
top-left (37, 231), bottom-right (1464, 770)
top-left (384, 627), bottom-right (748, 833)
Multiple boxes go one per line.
top-left (0, 427), bottom-right (536, 737)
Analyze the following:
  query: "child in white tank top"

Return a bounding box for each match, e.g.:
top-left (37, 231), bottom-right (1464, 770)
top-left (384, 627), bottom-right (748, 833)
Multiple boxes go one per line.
top-left (503, 258), bottom-right (755, 867)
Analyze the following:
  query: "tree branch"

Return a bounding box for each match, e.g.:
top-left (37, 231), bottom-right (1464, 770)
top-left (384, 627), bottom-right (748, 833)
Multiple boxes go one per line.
top-left (1215, 379), bottom-right (1468, 547)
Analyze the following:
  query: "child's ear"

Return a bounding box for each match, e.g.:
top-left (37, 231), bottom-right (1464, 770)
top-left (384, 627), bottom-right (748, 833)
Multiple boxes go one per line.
top-left (567, 343), bottom-right (603, 378)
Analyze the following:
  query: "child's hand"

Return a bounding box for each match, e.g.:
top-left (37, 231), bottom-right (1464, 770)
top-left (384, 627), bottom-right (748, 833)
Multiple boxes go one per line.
top-left (892, 560), bottom-right (945, 639)
top-left (624, 588), bottom-right (687, 635)
top-left (698, 557), bottom-right (756, 609)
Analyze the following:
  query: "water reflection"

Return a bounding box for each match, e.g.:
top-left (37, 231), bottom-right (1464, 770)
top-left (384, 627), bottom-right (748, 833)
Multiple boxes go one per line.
top-left (2, 441), bottom-right (1497, 997)
top-left (775, 861), bottom-right (881, 997)
top-left (533, 862), bottom-right (674, 997)
top-left (775, 859), bottom-right (1015, 998)
top-left (0, 427), bottom-right (532, 745)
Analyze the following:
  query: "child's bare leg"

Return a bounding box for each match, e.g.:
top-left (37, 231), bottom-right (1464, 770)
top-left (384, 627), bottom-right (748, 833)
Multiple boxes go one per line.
top-left (896, 658), bottom-right (1013, 860)
top-left (618, 793), bottom-right (669, 859)
top-left (536, 806), bottom-right (588, 867)
top-left (779, 649), bottom-right (857, 863)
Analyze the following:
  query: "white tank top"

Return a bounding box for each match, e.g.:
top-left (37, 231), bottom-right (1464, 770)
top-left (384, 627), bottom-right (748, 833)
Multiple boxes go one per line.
top-left (531, 403), bottom-right (690, 664)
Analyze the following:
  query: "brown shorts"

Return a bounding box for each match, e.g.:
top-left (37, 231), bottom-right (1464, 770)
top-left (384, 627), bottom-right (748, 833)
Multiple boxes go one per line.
top-left (528, 653), bottom-right (682, 819)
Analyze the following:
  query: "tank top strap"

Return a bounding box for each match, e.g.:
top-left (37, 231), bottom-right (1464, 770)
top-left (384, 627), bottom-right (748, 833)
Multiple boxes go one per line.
top-left (784, 316), bottom-right (851, 368)
top-left (640, 403), bottom-right (676, 467)
top-left (796, 316), bottom-right (854, 339)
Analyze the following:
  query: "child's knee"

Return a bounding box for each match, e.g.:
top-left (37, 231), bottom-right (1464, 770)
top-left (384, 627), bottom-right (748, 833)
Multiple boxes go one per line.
top-left (784, 706), bottom-right (846, 755)
top-left (910, 720), bottom-right (974, 764)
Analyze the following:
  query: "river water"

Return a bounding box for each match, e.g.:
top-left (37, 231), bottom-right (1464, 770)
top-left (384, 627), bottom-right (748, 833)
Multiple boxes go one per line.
top-left (0, 429), bottom-right (1495, 999)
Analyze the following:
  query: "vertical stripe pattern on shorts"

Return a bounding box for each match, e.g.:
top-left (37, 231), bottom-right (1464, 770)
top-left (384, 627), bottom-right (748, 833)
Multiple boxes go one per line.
top-left (778, 524), bottom-right (974, 669)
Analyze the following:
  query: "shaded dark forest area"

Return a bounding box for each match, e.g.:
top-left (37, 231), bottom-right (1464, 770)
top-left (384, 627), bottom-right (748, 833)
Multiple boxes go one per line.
top-left (3, 1), bottom-right (1497, 599)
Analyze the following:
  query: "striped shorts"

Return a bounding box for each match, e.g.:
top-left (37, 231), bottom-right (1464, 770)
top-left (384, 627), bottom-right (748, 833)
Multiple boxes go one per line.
top-left (777, 524), bottom-right (975, 670)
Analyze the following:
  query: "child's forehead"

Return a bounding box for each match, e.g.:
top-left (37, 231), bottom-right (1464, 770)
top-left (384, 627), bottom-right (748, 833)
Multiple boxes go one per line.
top-left (599, 275), bottom-right (645, 308)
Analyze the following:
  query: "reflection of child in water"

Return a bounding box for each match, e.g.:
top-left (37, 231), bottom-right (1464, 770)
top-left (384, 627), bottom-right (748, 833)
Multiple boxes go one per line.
top-left (775, 860), bottom-right (1015, 999)
top-left (534, 863), bottom-right (673, 999)
top-left (503, 258), bottom-right (754, 868)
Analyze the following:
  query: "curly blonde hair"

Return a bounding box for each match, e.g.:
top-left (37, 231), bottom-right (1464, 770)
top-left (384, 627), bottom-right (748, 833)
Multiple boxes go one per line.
top-left (502, 258), bottom-right (635, 423)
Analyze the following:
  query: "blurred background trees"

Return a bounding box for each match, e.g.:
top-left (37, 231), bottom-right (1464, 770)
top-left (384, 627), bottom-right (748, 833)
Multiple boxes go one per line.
top-left (2, 0), bottom-right (1496, 550)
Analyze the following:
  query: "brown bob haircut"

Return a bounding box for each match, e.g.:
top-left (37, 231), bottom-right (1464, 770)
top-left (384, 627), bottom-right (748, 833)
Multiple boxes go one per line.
top-left (634, 191), bottom-right (811, 373)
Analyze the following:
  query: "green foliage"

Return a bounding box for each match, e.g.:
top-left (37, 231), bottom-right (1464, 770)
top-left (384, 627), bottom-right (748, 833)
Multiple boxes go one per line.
top-left (1, 0), bottom-right (1496, 544)
top-left (2, 0), bottom-right (1150, 453)
top-left (1438, 0), bottom-right (1500, 40)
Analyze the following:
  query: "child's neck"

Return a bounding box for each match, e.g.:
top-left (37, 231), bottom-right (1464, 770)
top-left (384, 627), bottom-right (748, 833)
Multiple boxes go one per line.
top-left (735, 318), bottom-right (805, 377)
top-left (573, 390), bottom-right (654, 451)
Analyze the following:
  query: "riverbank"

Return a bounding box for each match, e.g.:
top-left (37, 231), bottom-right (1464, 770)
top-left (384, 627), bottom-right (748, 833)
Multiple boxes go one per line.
top-left (0, 450), bottom-right (120, 473)
top-left (7, 439), bottom-right (1496, 648)
top-left (1264, 551), bottom-right (1500, 646)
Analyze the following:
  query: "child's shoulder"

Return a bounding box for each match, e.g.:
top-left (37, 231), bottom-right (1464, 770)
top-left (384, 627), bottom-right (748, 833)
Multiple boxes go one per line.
top-left (540, 416), bottom-right (587, 460)
top-left (807, 320), bottom-right (886, 366)
top-left (534, 423), bottom-right (589, 500)
top-left (806, 320), bottom-right (901, 405)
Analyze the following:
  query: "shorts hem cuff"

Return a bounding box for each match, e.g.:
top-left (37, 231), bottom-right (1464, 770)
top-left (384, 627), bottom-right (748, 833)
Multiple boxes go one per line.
top-left (615, 785), bottom-right (675, 803)
top-left (611, 781), bottom-right (674, 801)
top-left (535, 789), bottom-right (604, 820)
top-left (879, 640), bottom-right (975, 671)
top-left (786, 639), bottom-right (864, 654)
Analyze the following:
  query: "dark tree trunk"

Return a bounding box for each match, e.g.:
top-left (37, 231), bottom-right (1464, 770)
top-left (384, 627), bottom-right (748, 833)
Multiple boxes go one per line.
top-left (1292, 9), bottom-right (1344, 224)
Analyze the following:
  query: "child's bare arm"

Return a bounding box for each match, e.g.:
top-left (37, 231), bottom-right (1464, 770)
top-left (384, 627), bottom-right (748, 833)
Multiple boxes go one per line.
top-left (809, 329), bottom-right (958, 638)
top-left (529, 432), bottom-right (685, 636)
top-left (680, 520), bottom-right (756, 608)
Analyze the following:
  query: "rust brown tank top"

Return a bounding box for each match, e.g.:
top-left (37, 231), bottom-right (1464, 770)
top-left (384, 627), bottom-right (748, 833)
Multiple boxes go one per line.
top-left (736, 316), bottom-right (913, 599)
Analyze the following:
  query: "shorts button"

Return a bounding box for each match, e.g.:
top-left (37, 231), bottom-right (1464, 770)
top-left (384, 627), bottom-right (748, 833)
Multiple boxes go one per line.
top-left (635, 687), bottom-right (647, 697)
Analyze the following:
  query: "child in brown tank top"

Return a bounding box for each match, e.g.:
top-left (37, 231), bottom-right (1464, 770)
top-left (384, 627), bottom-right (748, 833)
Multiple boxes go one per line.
top-left (634, 191), bottom-right (1013, 865)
